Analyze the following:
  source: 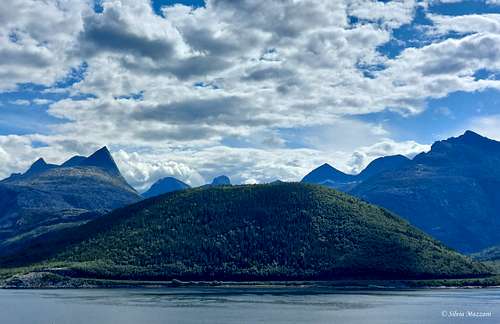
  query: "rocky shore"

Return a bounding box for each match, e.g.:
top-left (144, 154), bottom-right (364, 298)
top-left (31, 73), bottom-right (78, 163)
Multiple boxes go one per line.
top-left (2, 270), bottom-right (499, 289)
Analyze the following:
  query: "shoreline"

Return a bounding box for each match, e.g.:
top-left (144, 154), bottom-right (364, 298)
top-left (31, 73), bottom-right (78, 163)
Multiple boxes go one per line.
top-left (2, 271), bottom-right (500, 290)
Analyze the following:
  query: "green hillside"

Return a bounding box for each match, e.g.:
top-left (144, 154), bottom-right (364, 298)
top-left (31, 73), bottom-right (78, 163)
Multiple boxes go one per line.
top-left (1, 183), bottom-right (489, 281)
top-left (472, 246), bottom-right (500, 262)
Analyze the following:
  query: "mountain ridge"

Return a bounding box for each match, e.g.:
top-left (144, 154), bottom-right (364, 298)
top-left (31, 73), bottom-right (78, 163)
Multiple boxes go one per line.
top-left (0, 183), bottom-right (489, 281)
top-left (301, 130), bottom-right (500, 252)
top-left (0, 147), bottom-right (140, 252)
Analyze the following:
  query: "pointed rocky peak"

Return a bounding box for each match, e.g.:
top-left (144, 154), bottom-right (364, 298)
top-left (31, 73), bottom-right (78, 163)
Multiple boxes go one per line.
top-left (301, 163), bottom-right (354, 185)
top-left (142, 177), bottom-right (190, 198)
top-left (211, 175), bottom-right (231, 186)
top-left (433, 130), bottom-right (497, 148)
top-left (23, 158), bottom-right (57, 177)
top-left (414, 130), bottom-right (500, 166)
top-left (80, 146), bottom-right (121, 175)
top-left (31, 158), bottom-right (47, 169)
top-left (452, 130), bottom-right (498, 147)
top-left (462, 130), bottom-right (482, 138)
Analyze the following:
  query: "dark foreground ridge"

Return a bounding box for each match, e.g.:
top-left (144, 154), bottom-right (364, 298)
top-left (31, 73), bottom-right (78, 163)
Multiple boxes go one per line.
top-left (0, 183), bottom-right (490, 282)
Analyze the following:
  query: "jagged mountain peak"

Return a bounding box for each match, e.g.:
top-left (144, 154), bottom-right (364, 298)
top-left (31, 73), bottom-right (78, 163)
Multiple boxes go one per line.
top-left (23, 158), bottom-right (57, 177)
top-left (452, 130), bottom-right (498, 146)
top-left (33, 157), bottom-right (47, 165)
top-left (79, 146), bottom-right (121, 175)
top-left (413, 130), bottom-right (500, 165)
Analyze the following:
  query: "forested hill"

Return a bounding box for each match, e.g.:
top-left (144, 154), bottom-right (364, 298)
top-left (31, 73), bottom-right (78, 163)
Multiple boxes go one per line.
top-left (1, 183), bottom-right (489, 281)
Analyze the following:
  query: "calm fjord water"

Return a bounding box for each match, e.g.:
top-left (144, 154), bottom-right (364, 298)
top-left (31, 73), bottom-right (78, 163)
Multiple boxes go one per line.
top-left (0, 288), bottom-right (498, 324)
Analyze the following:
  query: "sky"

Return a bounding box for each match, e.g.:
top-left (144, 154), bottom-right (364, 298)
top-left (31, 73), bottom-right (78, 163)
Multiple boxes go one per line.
top-left (1, 0), bottom-right (500, 191)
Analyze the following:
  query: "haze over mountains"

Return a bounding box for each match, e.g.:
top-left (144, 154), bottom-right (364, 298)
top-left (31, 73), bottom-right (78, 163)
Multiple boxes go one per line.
top-left (302, 130), bottom-right (500, 253)
top-left (2, 130), bottom-right (499, 258)
top-left (1, 130), bottom-right (499, 285)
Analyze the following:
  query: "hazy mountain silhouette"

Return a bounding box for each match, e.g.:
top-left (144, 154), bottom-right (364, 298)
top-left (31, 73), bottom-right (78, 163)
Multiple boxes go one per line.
top-left (303, 130), bottom-right (500, 253)
top-left (211, 175), bottom-right (231, 186)
top-left (142, 177), bottom-right (190, 198)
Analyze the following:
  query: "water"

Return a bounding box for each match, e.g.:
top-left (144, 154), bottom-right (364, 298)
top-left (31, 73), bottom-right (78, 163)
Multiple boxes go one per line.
top-left (0, 288), bottom-right (498, 324)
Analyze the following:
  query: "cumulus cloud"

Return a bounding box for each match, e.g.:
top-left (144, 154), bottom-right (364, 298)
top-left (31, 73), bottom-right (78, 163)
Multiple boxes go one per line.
top-left (428, 13), bottom-right (500, 35)
top-left (113, 150), bottom-right (205, 191)
top-left (348, 139), bottom-right (431, 174)
top-left (0, 0), bottom-right (88, 91)
top-left (468, 115), bottom-right (500, 141)
top-left (347, 0), bottom-right (417, 28)
top-left (2, 0), bottom-right (500, 188)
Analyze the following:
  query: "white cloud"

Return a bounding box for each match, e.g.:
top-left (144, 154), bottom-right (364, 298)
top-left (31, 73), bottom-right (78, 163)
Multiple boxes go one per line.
top-left (468, 115), bottom-right (500, 141)
top-left (348, 139), bottom-right (431, 174)
top-left (428, 13), bottom-right (500, 34)
top-left (0, 0), bottom-right (89, 91)
top-left (9, 99), bottom-right (30, 106)
top-left (113, 150), bottom-right (205, 191)
top-left (348, 0), bottom-right (417, 28)
top-left (2, 0), bottom-right (500, 188)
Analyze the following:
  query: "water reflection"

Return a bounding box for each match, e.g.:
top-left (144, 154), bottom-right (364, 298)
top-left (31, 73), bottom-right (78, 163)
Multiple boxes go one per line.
top-left (1, 288), bottom-right (498, 324)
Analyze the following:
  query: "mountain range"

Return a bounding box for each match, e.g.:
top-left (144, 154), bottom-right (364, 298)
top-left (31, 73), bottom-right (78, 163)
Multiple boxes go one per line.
top-left (1, 130), bottom-right (499, 259)
top-left (0, 183), bottom-right (488, 281)
top-left (302, 130), bottom-right (500, 253)
top-left (141, 175), bottom-right (232, 199)
top-left (0, 147), bottom-right (141, 251)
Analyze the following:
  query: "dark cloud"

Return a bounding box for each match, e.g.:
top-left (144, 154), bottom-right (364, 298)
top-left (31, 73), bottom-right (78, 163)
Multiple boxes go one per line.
top-left (0, 48), bottom-right (52, 67)
top-left (136, 125), bottom-right (219, 142)
top-left (242, 67), bottom-right (295, 81)
top-left (79, 16), bottom-right (175, 60)
top-left (119, 55), bottom-right (231, 79)
top-left (133, 96), bottom-right (271, 127)
top-left (180, 27), bottom-right (239, 56)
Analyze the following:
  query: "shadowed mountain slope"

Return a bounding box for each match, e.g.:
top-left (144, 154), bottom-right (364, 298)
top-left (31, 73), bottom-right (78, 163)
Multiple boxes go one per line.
top-left (351, 131), bottom-right (500, 253)
top-left (1, 183), bottom-right (488, 281)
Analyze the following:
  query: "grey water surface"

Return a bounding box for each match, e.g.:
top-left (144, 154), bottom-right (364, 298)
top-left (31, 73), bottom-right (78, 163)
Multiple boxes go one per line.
top-left (0, 288), bottom-right (498, 324)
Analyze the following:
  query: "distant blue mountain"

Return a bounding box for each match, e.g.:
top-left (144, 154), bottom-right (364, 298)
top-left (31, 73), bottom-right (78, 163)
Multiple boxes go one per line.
top-left (211, 175), bottom-right (231, 186)
top-left (302, 130), bottom-right (500, 253)
top-left (301, 155), bottom-right (410, 190)
top-left (302, 131), bottom-right (500, 252)
top-left (142, 177), bottom-right (190, 198)
top-left (301, 163), bottom-right (356, 189)
top-left (358, 155), bottom-right (412, 180)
